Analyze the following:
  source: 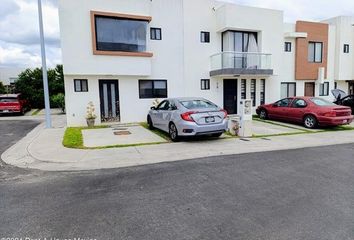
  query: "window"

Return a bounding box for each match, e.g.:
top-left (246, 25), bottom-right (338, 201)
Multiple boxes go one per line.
top-left (180, 100), bottom-right (217, 110)
top-left (139, 80), bottom-right (167, 99)
top-left (94, 14), bottom-right (148, 53)
top-left (275, 98), bottom-right (292, 107)
top-left (251, 79), bottom-right (256, 106)
top-left (281, 83), bottom-right (296, 98)
top-left (319, 82), bottom-right (329, 96)
top-left (156, 100), bottom-right (170, 110)
top-left (150, 28), bottom-right (162, 40)
top-left (201, 32), bottom-right (210, 43)
top-left (310, 97), bottom-right (335, 106)
top-left (308, 42), bottom-right (323, 63)
top-left (241, 79), bottom-right (247, 100)
top-left (74, 79), bottom-right (88, 92)
top-left (201, 79), bottom-right (210, 90)
top-left (260, 79), bottom-right (265, 105)
top-left (284, 42), bottom-right (292, 52)
top-left (344, 44), bottom-right (350, 53)
top-left (292, 99), bottom-right (307, 108)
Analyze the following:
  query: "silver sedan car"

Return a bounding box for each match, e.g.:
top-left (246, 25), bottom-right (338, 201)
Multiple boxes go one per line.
top-left (147, 98), bottom-right (228, 141)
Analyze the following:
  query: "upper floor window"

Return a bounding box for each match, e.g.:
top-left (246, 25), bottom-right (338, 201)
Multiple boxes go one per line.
top-left (308, 42), bottom-right (323, 63)
top-left (284, 42), bottom-right (292, 52)
top-left (150, 28), bottom-right (162, 40)
top-left (201, 32), bottom-right (210, 43)
top-left (222, 31), bottom-right (258, 52)
top-left (91, 11), bottom-right (152, 56)
top-left (344, 44), bottom-right (350, 53)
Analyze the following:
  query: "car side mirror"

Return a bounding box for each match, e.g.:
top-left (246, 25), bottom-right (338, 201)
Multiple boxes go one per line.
top-left (151, 106), bottom-right (156, 110)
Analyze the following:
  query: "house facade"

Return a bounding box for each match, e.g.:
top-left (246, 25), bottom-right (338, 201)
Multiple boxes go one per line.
top-left (58, 0), bottom-right (352, 127)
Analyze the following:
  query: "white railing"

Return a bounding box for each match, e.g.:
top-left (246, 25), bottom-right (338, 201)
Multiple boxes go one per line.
top-left (210, 52), bottom-right (272, 71)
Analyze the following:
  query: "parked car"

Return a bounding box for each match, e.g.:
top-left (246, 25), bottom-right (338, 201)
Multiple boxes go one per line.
top-left (0, 94), bottom-right (29, 115)
top-left (332, 89), bottom-right (354, 114)
top-left (147, 98), bottom-right (228, 141)
top-left (256, 97), bottom-right (353, 129)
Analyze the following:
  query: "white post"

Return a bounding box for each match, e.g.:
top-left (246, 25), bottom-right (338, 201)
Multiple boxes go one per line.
top-left (37, 0), bottom-right (52, 128)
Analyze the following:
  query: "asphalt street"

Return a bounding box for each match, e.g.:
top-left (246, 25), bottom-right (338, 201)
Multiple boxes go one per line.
top-left (1, 120), bottom-right (354, 240)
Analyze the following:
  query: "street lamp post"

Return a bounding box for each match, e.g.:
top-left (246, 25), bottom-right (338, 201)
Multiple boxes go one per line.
top-left (37, 0), bottom-right (52, 128)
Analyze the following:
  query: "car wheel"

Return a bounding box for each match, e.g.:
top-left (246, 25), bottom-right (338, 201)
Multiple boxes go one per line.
top-left (211, 133), bottom-right (223, 138)
top-left (259, 109), bottom-right (268, 120)
top-left (303, 115), bottom-right (317, 129)
top-left (147, 116), bottom-right (154, 130)
top-left (169, 123), bottom-right (179, 142)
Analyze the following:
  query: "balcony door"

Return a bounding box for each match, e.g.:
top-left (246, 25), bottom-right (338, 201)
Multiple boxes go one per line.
top-left (99, 80), bottom-right (120, 122)
top-left (222, 31), bottom-right (258, 69)
top-left (223, 79), bottom-right (238, 115)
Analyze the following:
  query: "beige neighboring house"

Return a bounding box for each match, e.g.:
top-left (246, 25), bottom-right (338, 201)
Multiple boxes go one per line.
top-left (0, 67), bottom-right (26, 93)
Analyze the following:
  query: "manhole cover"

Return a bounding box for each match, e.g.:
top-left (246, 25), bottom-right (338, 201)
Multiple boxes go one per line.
top-left (114, 131), bottom-right (131, 136)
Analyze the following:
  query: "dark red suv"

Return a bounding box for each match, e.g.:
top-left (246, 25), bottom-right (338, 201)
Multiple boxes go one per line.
top-left (0, 94), bottom-right (29, 115)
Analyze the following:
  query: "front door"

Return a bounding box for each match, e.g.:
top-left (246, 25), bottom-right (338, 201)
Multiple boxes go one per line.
top-left (223, 79), bottom-right (238, 114)
top-left (99, 80), bottom-right (120, 122)
top-left (304, 82), bottom-right (315, 97)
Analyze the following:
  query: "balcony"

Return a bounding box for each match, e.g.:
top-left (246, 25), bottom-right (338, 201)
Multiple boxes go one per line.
top-left (210, 52), bottom-right (273, 77)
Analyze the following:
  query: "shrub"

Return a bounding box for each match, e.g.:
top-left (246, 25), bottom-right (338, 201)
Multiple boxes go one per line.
top-left (51, 93), bottom-right (65, 112)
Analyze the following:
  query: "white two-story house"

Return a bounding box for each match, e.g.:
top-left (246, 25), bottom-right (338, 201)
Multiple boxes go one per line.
top-left (59, 0), bottom-right (283, 126)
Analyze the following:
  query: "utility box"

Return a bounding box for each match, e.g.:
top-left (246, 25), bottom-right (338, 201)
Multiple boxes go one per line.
top-left (239, 99), bottom-right (253, 137)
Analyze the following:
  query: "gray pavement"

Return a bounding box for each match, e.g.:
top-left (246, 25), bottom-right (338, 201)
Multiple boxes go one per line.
top-left (0, 142), bottom-right (354, 239)
top-left (1, 120), bottom-right (354, 239)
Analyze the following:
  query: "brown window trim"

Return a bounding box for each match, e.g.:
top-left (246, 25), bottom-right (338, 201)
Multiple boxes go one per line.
top-left (90, 10), bottom-right (153, 57)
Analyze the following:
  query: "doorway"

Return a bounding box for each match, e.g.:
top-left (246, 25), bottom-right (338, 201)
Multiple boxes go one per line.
top-left (304, 82), bottom-right (315, 97)
top-left (99, 80), bottom-right (120, 122)
top-left (223, 79), bottom-right (238, 114)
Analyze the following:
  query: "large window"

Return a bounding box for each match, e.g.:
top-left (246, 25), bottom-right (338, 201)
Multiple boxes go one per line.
top-left (139, 80), bottom-right (167, 99)
top-left (281, 82), bottom-right (296, 98)
top-left (91, 12), bottom-right (152, 55)
top-left (251, 79), bottom-right (256, 106)
top-left (308, 42), bottom-right (323, 63)
top-left (260, 79), bottom-right (265, 105)
top-left (319, 82), bottom-right (329, 96)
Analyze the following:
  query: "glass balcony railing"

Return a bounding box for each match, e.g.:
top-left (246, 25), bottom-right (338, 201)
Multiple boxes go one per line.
top-left (210, 52), bottom-right (272, 76)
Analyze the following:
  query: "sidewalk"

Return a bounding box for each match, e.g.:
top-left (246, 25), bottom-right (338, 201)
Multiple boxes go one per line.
top-left (2, 115), bottom-right (354, 171)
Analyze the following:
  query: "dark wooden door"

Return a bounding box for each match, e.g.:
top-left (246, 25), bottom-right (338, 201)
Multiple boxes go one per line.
top-left (304, 82), bottom-right (315, 97)
top-left (99, 80), bottom-right (120, 122)
top-left (223, 79), bottom-right (238, 114)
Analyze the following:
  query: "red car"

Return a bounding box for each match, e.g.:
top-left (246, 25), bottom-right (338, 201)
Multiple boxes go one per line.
top-left (256, 97), bottom-right (353, 129)
top-left (0, 94), bottom-right (29, 115)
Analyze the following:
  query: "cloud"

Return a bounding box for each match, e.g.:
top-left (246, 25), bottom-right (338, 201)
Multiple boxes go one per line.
top-left (0, 0), bottom-right (61, 68)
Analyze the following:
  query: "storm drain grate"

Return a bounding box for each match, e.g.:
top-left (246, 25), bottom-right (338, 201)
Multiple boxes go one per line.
top-left (114, 131), bottom-right (131, 136)
top-left (113, 128), bottom-right (128, 131)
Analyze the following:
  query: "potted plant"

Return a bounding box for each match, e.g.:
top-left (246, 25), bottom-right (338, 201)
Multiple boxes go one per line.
top-left (86, 101), bottom-right (97, 127)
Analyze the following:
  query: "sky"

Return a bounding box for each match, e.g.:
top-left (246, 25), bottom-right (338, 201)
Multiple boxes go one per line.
top-left (1, 0), bottom-right (354, 68)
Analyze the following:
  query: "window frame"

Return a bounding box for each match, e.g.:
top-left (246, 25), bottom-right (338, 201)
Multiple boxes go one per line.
top-left (308, 42), bottom-right (323, 63)
top-left (291, 98), bottom-right (308, 108)
top-left (150, 27), bottom-right (162, 40)
top-left (281, 82), bottom-right (296, 98)
top-left (90, 11), bottom-right (153, 57)
top-left (200, 31), bottom-right (210, 43)
top-left (139, 80), bottom-right (168, 99)
top-left (251, 79), bottom-right (256, 107)
top-left (319, 82), bottom-right (329, 96)
top-left (284, 42), bottom-right (292, 52)
top-left (344, 44), bottom-right (350, 53)
top-left (260, 79), bottom-right (266, 105)
top-left (74, 79), bottom-right (89, 92)
top-left (201, 79), bottom-right (210, 90)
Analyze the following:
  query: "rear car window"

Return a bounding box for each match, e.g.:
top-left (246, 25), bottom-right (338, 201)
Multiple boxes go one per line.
top-left (180, 100), bottom-right (217, 109)
top-left (310, 98), bottom-right (335, 106)
top-left (0, 98), bottom-right (18, 103)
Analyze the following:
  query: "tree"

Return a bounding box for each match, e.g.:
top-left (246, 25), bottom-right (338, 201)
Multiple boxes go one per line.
top-left (15, 64), bottom-right (64, 108)
top-left (0, 82), bottom-right (5, 94)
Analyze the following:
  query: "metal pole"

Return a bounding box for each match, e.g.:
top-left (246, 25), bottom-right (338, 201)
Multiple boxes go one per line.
top-left (37, 0), bottom-right (52, 128)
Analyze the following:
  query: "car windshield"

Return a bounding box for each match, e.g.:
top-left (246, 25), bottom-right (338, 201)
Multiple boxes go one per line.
top-left (180, 100), bottom-right (217, 109)
top-left (0, 98), bottom-right (18, 103)
top-left (310, 98), bottom-right (335, 106)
